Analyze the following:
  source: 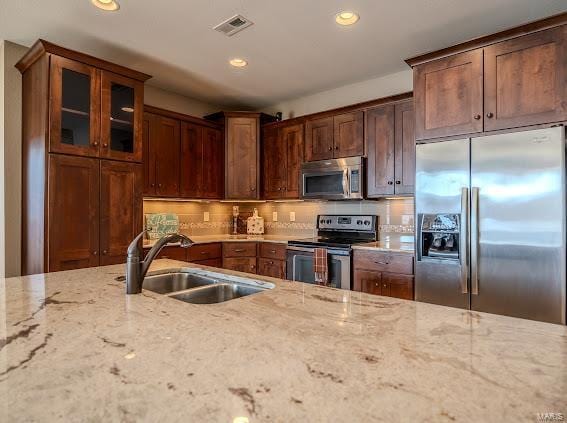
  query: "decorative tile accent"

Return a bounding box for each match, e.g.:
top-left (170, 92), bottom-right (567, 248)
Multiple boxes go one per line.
top-left (379, 224), bottom-right (415, 234)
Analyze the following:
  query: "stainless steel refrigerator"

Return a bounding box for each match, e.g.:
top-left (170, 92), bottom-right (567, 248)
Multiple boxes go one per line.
top-left (415, 126), bottom-right (566, 324)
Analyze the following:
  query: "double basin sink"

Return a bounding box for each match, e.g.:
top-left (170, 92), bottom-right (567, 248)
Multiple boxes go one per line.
top-left (136, 268), bottom-right (275, 304)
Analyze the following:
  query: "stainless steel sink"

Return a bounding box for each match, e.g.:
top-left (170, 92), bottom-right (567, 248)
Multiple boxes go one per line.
top-left (170, 283), bottom-right (265, 304)
top-left (137, 268), bottom-right (274, 304)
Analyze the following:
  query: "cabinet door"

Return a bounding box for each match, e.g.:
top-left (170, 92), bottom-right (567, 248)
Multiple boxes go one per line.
top-left (142, 113), bottom-right (156, 195)
top-left (414, 50), bottom-right (483, 140)
top-left (333, 111), bottom-right (364, 158)
top-left (180, 122), bottom-right (203, 198)
top-left (226, 117), bottom-right (259, 199)
top-left (394, 100), bottom-right (415, 195)
top-left (49, 56), bottom-right (100, 157)
top-left (154, 115), bottom-right (180, 197)
top-left (263, 126), bottom-right (286, 199)
top-left (223, 257), bottom-right (257, 274)
top-left (366, 105), bottom-right (396, 197)
top-left (305, 116), bottom-right (334, 161)
top-left (484, 26), bottom-right (567, 131)
top-left (202, 127), bottom-right (224, 199)
top-left (48, 154), bottom-right (100, 271)
top-left (258, 258), bottom-right (286, 279)
top-left (353, 269), bottom-right (382, 296)
top-left (193, 258), bottom-right (222, 268)
top-left (100, 71), bottom-right (143, 162)
top-left (382, 273), bottom-right (414, 300)
top-left (100, 161), bottom-right (142, 266)
top-left (282, 123), bottom-right (304, 198)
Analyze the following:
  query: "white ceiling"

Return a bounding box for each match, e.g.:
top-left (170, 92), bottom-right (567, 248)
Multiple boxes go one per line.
top-left (1, 0), bottom-right (565, 109)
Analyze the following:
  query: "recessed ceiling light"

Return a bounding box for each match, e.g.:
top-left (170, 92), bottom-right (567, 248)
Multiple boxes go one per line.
top-left (335, 11), bottom-right (359, 26)
top-left (91, 0), bottom-right (120, 11)
top-left (121, 107), bottom-right (134, 113)
top-left (229, 58), bottom-right (248, 68)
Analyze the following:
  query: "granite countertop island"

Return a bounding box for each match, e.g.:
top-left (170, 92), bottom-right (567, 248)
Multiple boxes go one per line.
top-left (1, 260), bottom-right (566, 421)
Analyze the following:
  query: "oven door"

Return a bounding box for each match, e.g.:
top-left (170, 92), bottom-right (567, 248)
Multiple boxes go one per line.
top-left (286, 247), bottom-right (351, 290)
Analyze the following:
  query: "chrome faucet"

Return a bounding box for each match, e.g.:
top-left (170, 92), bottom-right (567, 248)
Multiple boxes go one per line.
top-left (126, 231), bottom-right (194, 294)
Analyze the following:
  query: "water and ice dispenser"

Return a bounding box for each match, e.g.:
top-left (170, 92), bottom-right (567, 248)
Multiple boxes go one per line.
top-left (418, 214), bottom-right (461, 261)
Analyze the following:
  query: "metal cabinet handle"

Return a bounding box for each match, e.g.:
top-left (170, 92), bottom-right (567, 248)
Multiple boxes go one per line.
top-left (334, 146), bottom-right (339, 150)
top-left (93, 251), bottom-right (98, 256)
top-left (270, 250), bottom-right (276, 253)
top-left (471, 187), bottom-right (480, 295)
top-left (93, 141), bottom-right (99, 147)
top-left (460, 187), bottom-right (469, 294)
top-left (486, 112), bottom-right (494, 118)
top-left (150, 183), bottom-right (155, 187)
top-left (200, 251), bottom-right (207, 255)
top-left (328, 147), bottom-right (332, 151)
top-left (102, 143), bottom-right (108, 148)
top-left (375, 261), bottom-right (389, 265)
top-left (234, 249), bottom-right (245, 252)
top-left (388, 181), bottom-right (393, 185)
top-left (102, 250), bottom-right (108, 255)
top-left (473, 114), bottom-right (481, 120)
top-left (395, 181), bottom-right (401, 185)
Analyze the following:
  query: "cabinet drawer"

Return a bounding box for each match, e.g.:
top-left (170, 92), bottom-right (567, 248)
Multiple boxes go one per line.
top-left (382, 273), bottom-right (414, 300)
top-left (223, 242), bottom-right (257, 257)
top-left (192, 258), bottom-right (222, 268)
top-left (223, 257), bottom-right (257, 274)
top-left (188, 243), bottom-right (222, 261)
top-left (354, 250), bottom-right (414, 275)
top-left (259, 243), bottom-right (287, 260)
top-left (144, 246), bottom-right (187, 261)
top-left (258, 258), bottom-right (286, 279)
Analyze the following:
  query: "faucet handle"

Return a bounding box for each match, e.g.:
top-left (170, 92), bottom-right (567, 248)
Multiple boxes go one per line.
top-left (127, 231), bottom-right (147, 258)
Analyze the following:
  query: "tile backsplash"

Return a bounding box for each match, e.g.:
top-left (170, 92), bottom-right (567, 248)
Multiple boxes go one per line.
top-left (143, 198), bottom-right (415, 242)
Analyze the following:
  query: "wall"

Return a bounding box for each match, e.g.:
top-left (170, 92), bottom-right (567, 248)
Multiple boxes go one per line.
top-left (263, 69), bottom-right (413, 119)
top-left (0, 41), bottom-right (27, 278)
top-left (144, 85), bottom-right (219, 117)
top-left (143, 199), bottom-right (415, 243)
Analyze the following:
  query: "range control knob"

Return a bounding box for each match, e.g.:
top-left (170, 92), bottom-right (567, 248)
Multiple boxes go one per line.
top-left (327, 219), bottom-right (332, 224)
top-left (357, 220), bottom-right (363, 225)
top-left (320, 219), bottom-right (325, 224)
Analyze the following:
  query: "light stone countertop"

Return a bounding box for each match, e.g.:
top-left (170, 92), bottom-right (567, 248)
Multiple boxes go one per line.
top-left (142, 234), bottom-right (298, 248)
top-left (1, 260), bottom-right (566, 421)
top-left (352, 240), bottom-right (415, 255)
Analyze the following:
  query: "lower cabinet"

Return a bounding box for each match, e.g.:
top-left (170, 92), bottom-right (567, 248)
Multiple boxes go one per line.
top-left (223, 257), bottom-right (258, 274)
top-left (353, 250), bottom-right (414, 300)
top-left (257, 243), bottom-right (287, 279)
top-left (222, 242), bottom-right (258, 274)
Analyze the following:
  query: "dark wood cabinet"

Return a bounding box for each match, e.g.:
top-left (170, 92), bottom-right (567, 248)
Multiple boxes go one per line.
top-left (353, 250), bottom-right (414, 300)
top-left (18, 40), bottom-right (150, 275)
top-left (181, 124), bottom-right (225, 199)
top-left (154, 115), bottom-right (180, 197)
top-left (263, 123), bottom-right (304, 199)
top-left (305, 116), bottom-right (334, 161)
top-left (334, 111), bottom-right (364, 158)
top-left (367, 100), bottom-right (415, 197)
top-left (258, 258), bottom-right (286, 279)
top-left (223, 257), bottom-right (258, 274)
top-left (409, 20), bottom-right (567, 140)
top-left (483, 26), bottom-right (566, 131)
top-left (222, 242), bottom-right (258, 274)
top-left (100, 161), bottom-right (143, 266)
top-left (414, 50), bottom-right (483, 140)
top-left (305, 112), bottom-right (363, 161)
top-left (187, 243), bottom-right (222, 262)
top-left (226, 116), bottom-right (260, 199)
top-left (366, 105), bottom-right (396, 196)
top-left (48, 155), bottom-right (100, 272)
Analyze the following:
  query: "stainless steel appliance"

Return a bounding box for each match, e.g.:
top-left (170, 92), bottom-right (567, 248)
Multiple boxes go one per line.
top-left (300, 157), bottom-right (363, 200)
top-left (287, 214), bottom-right (378, 290)
top-left (415, 126), bottom-right (566, 324)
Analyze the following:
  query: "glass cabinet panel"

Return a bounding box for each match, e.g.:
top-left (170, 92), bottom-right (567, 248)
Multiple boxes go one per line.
top-left (49, 56), bottom-right (99, 156)
top-left (110, 83), bottom-right (135, 153)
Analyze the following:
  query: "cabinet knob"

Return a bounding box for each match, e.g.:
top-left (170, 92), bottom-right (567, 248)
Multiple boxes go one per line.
top-left (383, 284), bottom-right (388, 288)
top-left (93, 251), bottom-right (98, 256)
top-left (102, 143), bottom-right (108, 148)
top-left (486, 112), bottom-right (494, 118)
top-left (278, 187), bottom-right (281, 191)
top-left (251, 187), bottom-right (256, 191)
top-left (269, 261), bottom-right (274, 265)
top-left (388, 181), bottom-right (394, 185)
top-left (334, 146), bottom-right (339, 150)
top-left (158, 183), bottom-right (162, 188)
top-left (395, 181), bottom-right (401, 185)
top-left (328, 147), bottom-right (332, 151)
top-left (473, 114), bottom-right (481, 120)
top-left (375, 282), bottom-right (379, 287)
top-left (93, 141), bottom-right (99, 147)
top-left (150, 183), bottom-right (155, 187)
top-left (102, 250), bottom-right (108, 255)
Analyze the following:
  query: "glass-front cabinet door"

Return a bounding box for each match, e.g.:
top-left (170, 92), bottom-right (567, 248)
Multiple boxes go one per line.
top-left (49, 56), bottom-right (100, 156)
top-left (100, 71), bottom-right (143, 162)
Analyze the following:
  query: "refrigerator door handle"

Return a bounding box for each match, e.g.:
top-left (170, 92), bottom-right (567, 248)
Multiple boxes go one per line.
top-left (460, 187), bottom-right (469, 294)
top-left (471, 187), bottom-right (480, 295)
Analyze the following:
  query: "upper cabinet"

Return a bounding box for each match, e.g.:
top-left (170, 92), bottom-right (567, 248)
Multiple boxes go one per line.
top-left (366, 99), bottom-right (415, 197)
top-left (408, 19), bottom-right (567, 140)
top-left (263, 122), bottom-right (304, 199)
top-left (305, 112), bottom-right (363, 161)
top-left (205, 112), bottom-right (276, 200)
top-left (143, 106), bottom-right (223, 200)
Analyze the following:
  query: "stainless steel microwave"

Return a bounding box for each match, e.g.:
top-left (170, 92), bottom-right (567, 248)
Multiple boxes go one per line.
top-left (300, 157), bottom-right (364, 200)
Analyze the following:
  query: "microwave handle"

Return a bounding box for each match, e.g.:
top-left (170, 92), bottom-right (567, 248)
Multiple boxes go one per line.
top-left (343, 168), bottom-right (350, 197)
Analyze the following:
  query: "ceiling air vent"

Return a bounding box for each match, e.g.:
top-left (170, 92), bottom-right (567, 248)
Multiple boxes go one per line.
top-left (213, 14), bottom-right (254, 37)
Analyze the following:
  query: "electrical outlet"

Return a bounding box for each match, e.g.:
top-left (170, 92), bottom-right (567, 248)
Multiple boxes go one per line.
top-left (272, 212), bottom-right (278, 222)
top-left (203, 211), bottom-right (210, 222)
top-left (290, 211), bottom-right (296, 222)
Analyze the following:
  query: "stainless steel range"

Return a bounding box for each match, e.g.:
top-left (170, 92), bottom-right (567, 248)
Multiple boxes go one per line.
top-left (287, 215), bottom-right (378, 290)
